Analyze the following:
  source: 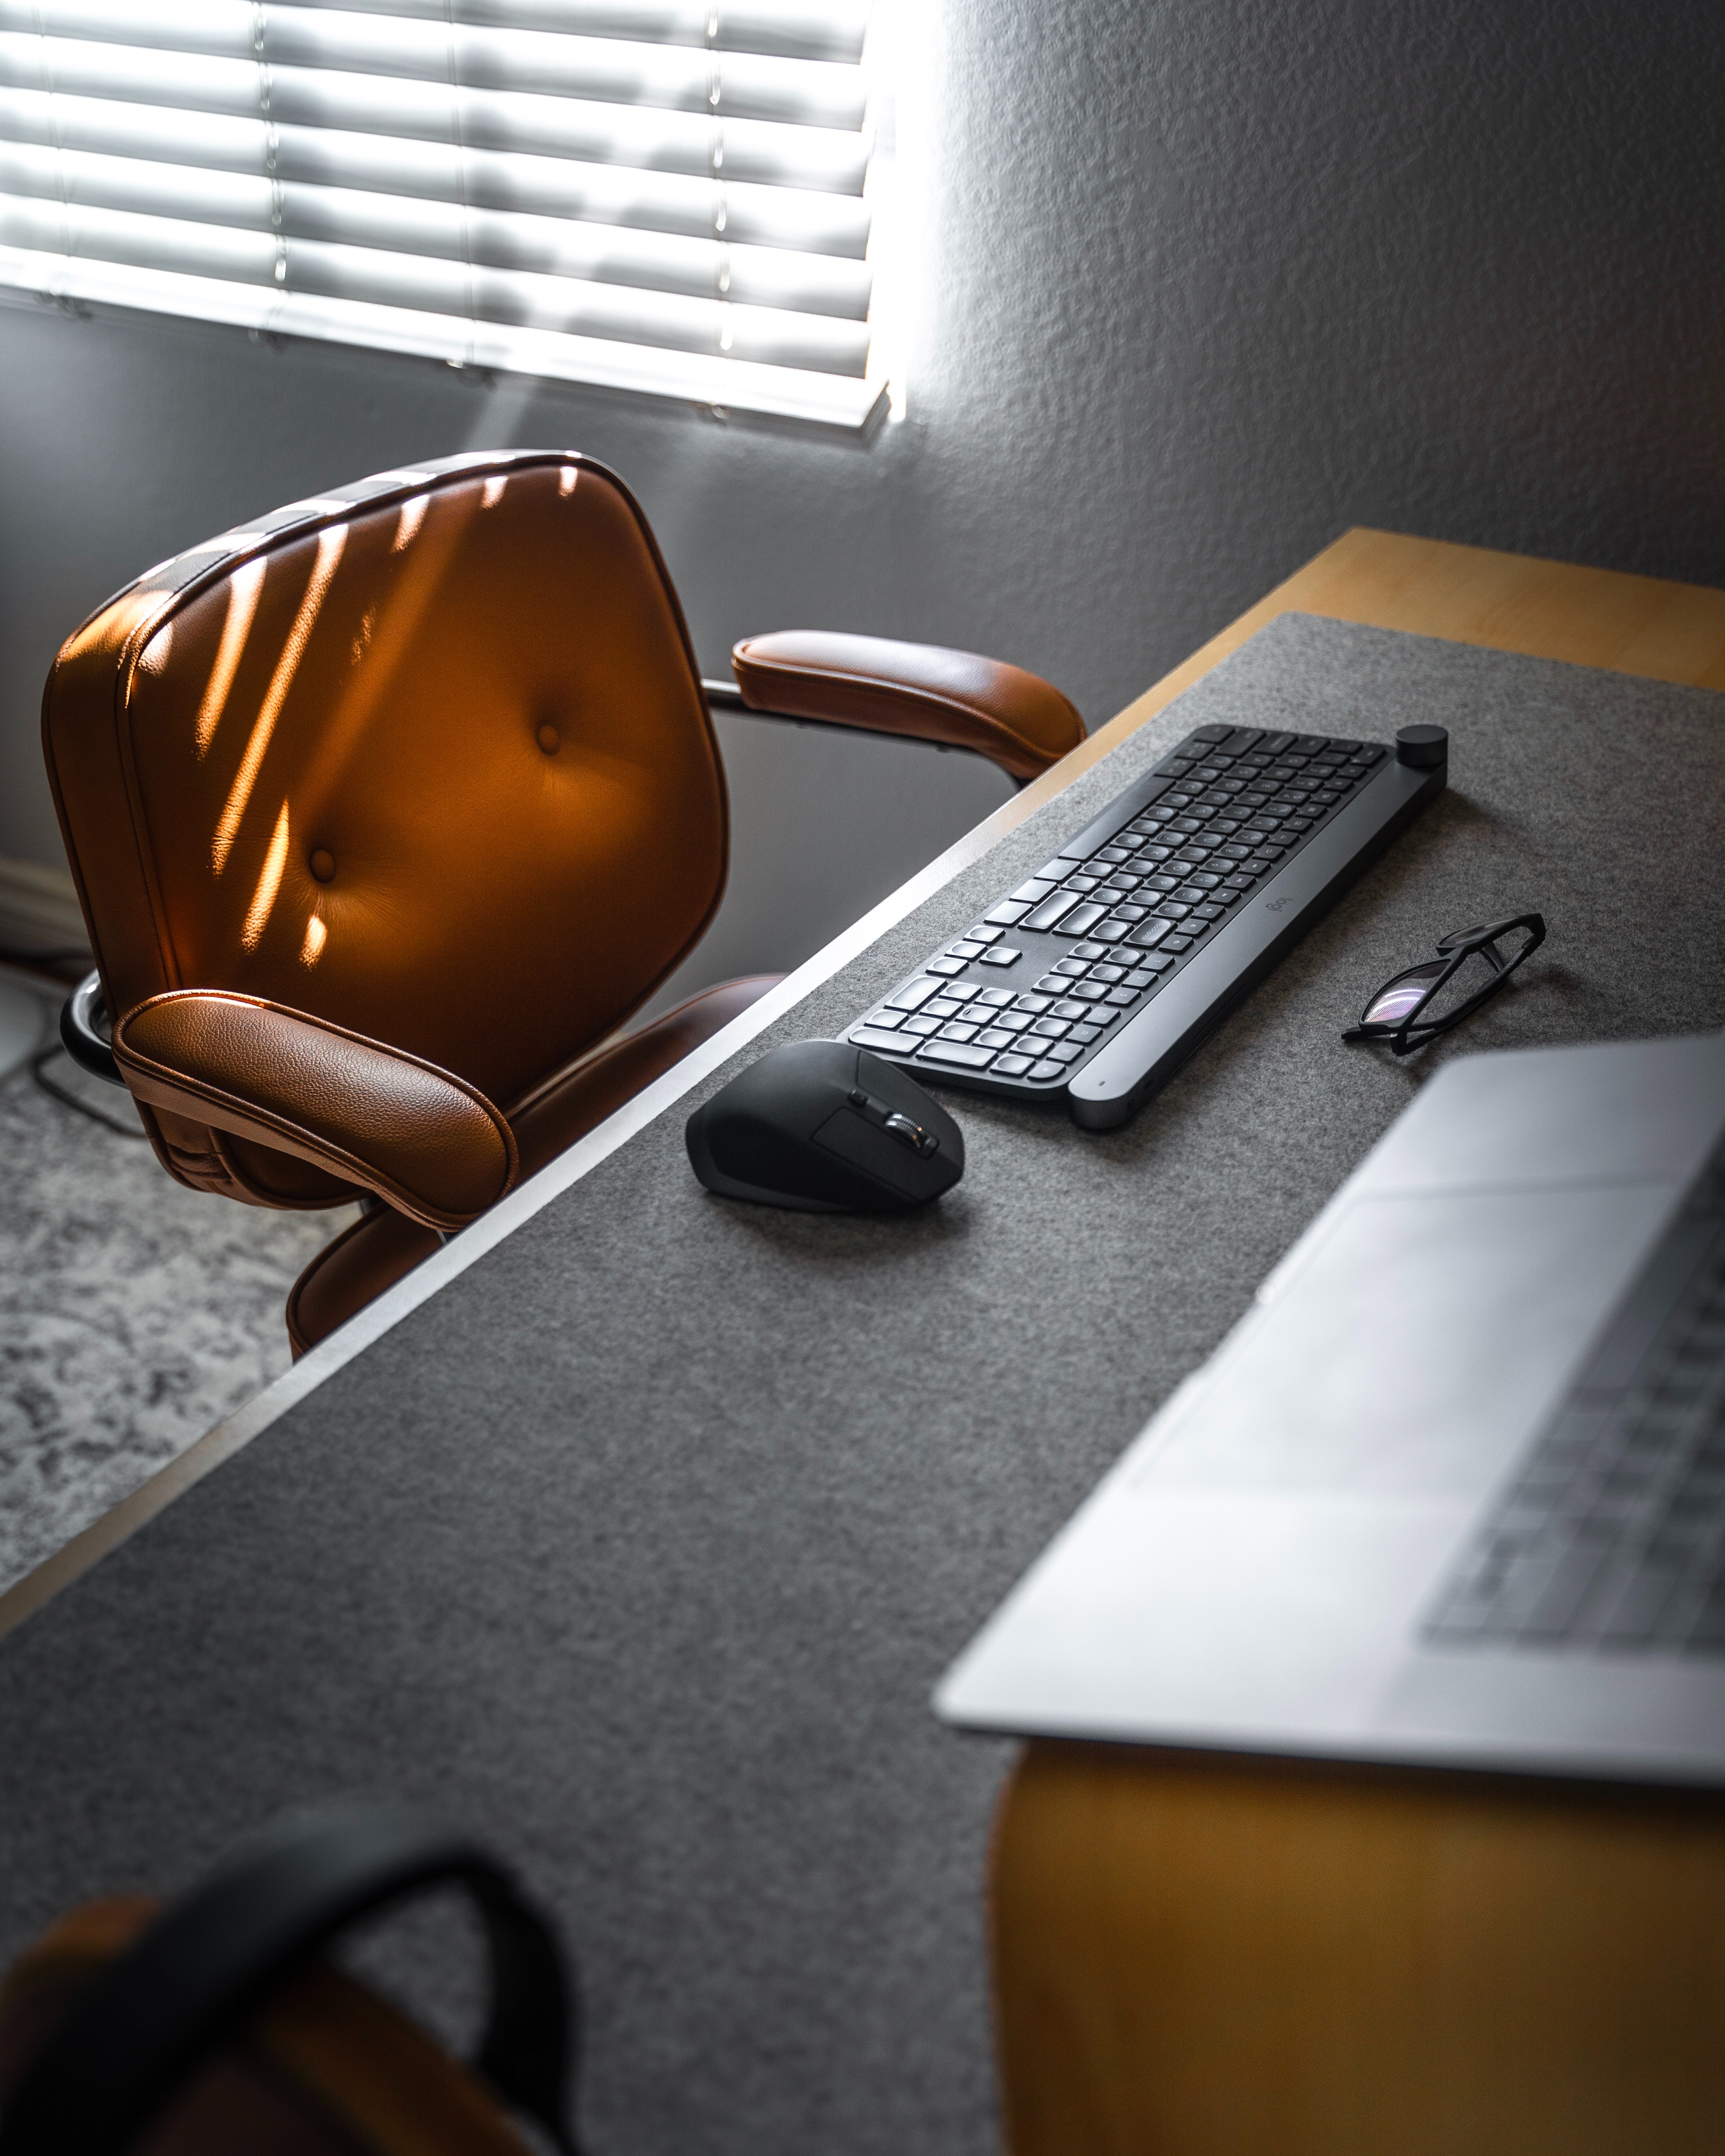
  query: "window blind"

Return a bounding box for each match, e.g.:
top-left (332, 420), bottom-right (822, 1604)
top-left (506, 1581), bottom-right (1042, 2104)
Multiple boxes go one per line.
top-left (0, 0), bottom-right (886, 425)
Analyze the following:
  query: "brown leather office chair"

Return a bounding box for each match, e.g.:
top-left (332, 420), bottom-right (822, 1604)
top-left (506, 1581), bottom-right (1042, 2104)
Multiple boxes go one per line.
top-left (44, 450), bottom-right (1083, 1355)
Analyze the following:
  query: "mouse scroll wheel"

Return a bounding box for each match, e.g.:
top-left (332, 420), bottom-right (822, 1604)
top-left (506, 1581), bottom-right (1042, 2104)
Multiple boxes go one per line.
top-left (883, 1111), bottom-right (938, 1158)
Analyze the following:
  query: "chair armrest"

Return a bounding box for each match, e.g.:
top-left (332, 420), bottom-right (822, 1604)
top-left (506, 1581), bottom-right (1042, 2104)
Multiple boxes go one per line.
top-left (729, 631), bottom-right (1085, 781)
top-left (112, 992), bottom-right (518, 1232)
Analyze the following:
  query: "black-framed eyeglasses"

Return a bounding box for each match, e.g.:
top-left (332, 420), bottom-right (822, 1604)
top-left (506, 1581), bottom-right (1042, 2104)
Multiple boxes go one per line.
top-left (1343, 912), bottom-right (1546, 1056)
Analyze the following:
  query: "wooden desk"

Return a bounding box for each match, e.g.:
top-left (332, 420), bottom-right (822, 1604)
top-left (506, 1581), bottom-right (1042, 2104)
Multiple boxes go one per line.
top-left (989, 528), bottom-right (1725, 2156)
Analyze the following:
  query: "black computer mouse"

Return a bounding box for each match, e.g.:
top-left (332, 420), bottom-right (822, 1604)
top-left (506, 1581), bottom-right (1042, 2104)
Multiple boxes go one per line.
top-left (686, 1040), bottom-right (964, 1212)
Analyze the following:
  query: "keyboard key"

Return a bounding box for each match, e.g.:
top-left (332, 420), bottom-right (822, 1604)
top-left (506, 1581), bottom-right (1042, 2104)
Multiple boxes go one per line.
top-left (949, 940), bottom-right (986, 959)
top-left (1068, 981), bottom-right (1109, 1001)
top-left (849, 1025), bottom-right (913, 1053)
top-left (978, 945), bottom-right (1021, 967)
top-left (884, 976), bottom-right (941, 1012)
top-left (1030, 1018), bottom-right (1071, 1038)
top-left (1071, 941), bottom-right (1110, 961)
top-left (919, 1039), bottom-right (996, 1069)
top-left (1091, 964), bottom-right (1126, 982)
top-left (1087, 1006), bottom-right (1120, 1025)
top-left (966, 924), bottom-right (1004, 944)
top-left (1109, 903), bottom-right (1149, 920)
top-left (1195, 904), bottom-right (1226, 921)
top-left (1596, 1563), bottom-right (1681, 1642)
top-left (1126, 920), bottom-right (1170, 949)
top-left (976, 987), bottom-right (1016, 1006)
top-left (927, 956), bottom-right (966, 975)
top-left (1042, 1040), bottom-right (1083, 1063)
top-left (1091, 921), bottom-right (1132, 943)
top-left (944, 981), bottom-right (980, 1000)
top-left (1070, 1023), bottom-right (1102, 1045)
top-left (1057, 902), bottom-right (1107, 937)
top-left (994, 1052), bottom-right (1034, 1076)
top-left (1027, 1059), bottom-right (1066, 1081)
top-left (1010, 878), bottom-right (1055, 904)
top-left (926, 999), bottom-right (962, 1018)
top-left (1105, 987), bottom-right (1138, 1006)
top-left (976, 1028), bottom-right (1016, 1049)
top-left (903, 1015), bottom-right (942, 1036)
top-left (1051, 999), bottom-right (1090, 1020)
top-left (1124, 965), bottom-right (1164, 985)
top-left (984, 901), bottom-right (1029, 926)
top-left (1024, 892), bottom-right (1083, 931)
top-left (1157, 902), bottom-right (1192, 919)
top-left (993, 1010), bottom-right (1032, 1032)
top-left (1016, 993), bottom-right (1054, 1012)
top-left (1035, 973), bottom-right (1073, 993)
top-left (1162, 934), bottom-right (1194, 952)
top-left (938, 1021), bottom-right (980, 1042)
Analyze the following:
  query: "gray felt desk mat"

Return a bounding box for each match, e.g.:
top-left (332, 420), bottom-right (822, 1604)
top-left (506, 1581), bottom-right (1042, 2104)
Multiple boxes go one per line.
top-left (3, 614), bottom-right (1723, 2156)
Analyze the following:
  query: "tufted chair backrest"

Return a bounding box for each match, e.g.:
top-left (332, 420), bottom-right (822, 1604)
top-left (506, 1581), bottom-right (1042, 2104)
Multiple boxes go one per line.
top-left (45, 451), bottom-right (728, 1208)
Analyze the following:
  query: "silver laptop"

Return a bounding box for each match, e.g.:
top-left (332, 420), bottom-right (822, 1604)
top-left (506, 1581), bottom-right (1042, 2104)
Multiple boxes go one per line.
top-left (938, 1033), bottom-right (1725, 1784)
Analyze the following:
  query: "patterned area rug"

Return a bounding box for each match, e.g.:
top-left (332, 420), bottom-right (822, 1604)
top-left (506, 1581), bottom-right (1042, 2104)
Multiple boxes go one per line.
top-left (0, 974), bottom-right (356, 1596)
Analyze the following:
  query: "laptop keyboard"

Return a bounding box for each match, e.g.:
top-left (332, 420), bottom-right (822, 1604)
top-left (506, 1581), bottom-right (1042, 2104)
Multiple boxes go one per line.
top-left (1427, 1145), bottom-right (1725, 1656)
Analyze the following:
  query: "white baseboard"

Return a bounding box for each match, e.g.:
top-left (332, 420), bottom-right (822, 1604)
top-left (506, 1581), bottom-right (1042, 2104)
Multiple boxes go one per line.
top-left (0, 853), bottom-right (89, 959)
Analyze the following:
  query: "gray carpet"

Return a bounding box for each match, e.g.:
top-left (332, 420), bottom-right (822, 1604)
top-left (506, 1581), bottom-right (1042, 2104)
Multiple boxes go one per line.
top-left (0, 969), bottom-right (355, 1594)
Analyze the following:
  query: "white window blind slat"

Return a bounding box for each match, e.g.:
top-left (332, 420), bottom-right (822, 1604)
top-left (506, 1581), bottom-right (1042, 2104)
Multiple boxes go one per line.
top-left (0, 144), bottom-right (872, 316)
top-left (0, 241), bottom-right (882, 420)
top-left (0, 41), bottom-right (870, 193)
top-left (13, 5), bottom-right (867, 134)
top-left (0, 0), bottom-right (888, 424)
top-left (281, 0), bottom-right (869, 67)
top-left (0, 90), bottom-right (872, 253)
top-left (0, 196), bottom-right (870, 367)
top-left (18, 0), bottom-right (870, 67)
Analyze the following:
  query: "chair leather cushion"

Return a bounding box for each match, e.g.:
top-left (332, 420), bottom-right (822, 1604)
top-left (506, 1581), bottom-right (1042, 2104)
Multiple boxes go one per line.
top-left (43, 452), bottom-right (728, 1206)
top-left (286, 974), bottom-right (783, 1356)
top-left (730, 630), bottom-right (1085, 779)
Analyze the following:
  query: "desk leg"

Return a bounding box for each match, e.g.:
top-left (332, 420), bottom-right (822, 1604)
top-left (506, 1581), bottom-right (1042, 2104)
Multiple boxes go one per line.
top-left (989, 1739), bottom-right (1725, 2156)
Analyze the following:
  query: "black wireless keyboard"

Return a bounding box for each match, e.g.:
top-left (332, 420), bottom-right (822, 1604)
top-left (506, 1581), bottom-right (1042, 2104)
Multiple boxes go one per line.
top-left (847, 719), bottom-right (1449, 1129)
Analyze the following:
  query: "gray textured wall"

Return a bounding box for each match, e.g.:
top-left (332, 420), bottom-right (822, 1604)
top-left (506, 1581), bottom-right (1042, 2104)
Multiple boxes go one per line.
top-left (3, 0), bottom-right (1721, 987)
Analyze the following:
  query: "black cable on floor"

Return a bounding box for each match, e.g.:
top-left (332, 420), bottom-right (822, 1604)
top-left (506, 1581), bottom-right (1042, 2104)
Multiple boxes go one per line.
top-left (28, 1044), bottom-right (147, 1141)
top-left (1, 949), bottom-right (142, 1135)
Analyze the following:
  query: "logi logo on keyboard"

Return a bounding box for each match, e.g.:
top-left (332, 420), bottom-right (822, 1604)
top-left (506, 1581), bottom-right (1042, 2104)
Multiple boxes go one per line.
top-left (1263, 894), bottom-right (1295, 914)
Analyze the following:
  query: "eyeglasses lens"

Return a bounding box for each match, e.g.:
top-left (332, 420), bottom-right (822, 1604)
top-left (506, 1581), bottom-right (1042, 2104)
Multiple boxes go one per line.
top-left (1395, 926), bottom-right (1537, 1030)
top-left (1363, 962), bottom-right (1446, 1027)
